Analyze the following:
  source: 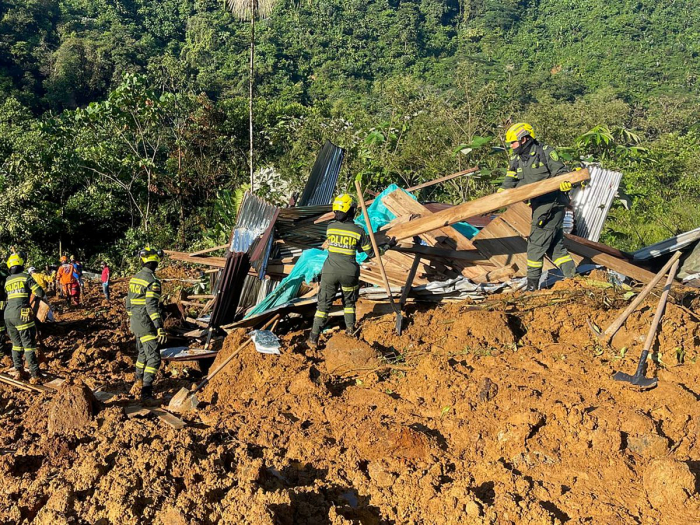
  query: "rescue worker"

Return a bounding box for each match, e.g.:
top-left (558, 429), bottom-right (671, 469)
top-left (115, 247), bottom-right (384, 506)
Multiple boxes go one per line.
top-left (57, 256), bottom-right (79, 304)
top-left (501, 122), bottom-right (576, 291)
top-left (4, 252), bottom-right (46, 383)
top-left (125, 247), bottom-right (167, 404)
top-left (308, 194), bottom-right (392, 347)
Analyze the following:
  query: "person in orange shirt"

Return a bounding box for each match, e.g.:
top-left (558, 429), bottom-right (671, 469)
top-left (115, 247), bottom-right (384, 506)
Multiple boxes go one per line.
top-left (56, 256), bottom-right (80, 305)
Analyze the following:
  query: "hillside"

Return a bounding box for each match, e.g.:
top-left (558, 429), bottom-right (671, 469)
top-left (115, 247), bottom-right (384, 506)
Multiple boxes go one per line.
top-left (0, 0), bottom-right (698, 261)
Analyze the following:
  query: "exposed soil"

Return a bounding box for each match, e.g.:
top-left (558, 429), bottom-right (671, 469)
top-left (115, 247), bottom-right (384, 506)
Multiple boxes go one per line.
top-left (1, 272), bottom-right (700, 523)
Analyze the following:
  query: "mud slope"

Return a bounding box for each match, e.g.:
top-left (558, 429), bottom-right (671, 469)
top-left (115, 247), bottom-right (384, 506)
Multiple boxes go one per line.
top-left (1, 274), bottom-right (700, 524)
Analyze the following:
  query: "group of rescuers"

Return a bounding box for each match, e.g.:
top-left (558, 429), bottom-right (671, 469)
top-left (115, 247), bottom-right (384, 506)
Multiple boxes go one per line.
top-left (1, 122), bottom-right (577, 402)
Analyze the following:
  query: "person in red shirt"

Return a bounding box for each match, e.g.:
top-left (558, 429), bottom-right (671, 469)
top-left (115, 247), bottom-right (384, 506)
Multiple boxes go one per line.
top-left (101, 261), bottom-right (111, 302)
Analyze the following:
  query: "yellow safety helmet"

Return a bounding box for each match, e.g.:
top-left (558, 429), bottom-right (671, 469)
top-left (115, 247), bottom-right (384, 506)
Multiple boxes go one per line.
top-left (332, 194), bottom-right (355, 214)
top-left (7, 252), bottom-right (25, 269)
top-left (505, 122), bottom-right (535, 143)
top-left (140, 246), bottom-right (163, 264)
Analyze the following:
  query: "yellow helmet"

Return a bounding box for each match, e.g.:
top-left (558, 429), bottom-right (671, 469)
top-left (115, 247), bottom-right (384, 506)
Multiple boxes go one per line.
top-left (140, 246), bottom-right (163, 264)
top-left (7, 252), bottom-right (25, 269)
top-left (332, 194), bottom-right (355, 214)
top-left (505, 122), bottom-right (535, 143)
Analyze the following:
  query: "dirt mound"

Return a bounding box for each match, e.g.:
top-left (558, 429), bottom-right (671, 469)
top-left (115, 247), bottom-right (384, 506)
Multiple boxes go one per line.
top-left (324, 333), bottom-right (380, 376)
top-left (47, 380), bottom-right (98, 435)
top-left (3, 279), bottom-right (700, 523)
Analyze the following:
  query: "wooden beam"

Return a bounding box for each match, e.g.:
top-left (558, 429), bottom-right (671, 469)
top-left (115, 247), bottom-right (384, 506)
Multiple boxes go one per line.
top-left (404, 167), bottom-right (479, 193)
top-left (564, 234), bottom-right (631, 260)
top-left (392, 244), bottom-right (492, 265)
top-left (189, 244), bottom-right (229, 257)
top-left (387, 169), bottom-right (590, 241)
top-left (563, 238), bottom-right (657, 283)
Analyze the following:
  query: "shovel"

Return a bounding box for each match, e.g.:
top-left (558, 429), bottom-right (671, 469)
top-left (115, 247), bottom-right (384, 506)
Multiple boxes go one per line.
top-left (613, 256), bottom-right (680, 389)
top-left (168, 337), bottom-right (253, 413)
top-left (589, 250), bottom-right (682, 345)
top-left (355, 180), bottom-right (403, 334)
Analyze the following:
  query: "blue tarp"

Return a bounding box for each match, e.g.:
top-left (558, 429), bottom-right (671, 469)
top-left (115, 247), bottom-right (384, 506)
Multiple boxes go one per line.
top-left (245, 185), bottom-right (478, 317)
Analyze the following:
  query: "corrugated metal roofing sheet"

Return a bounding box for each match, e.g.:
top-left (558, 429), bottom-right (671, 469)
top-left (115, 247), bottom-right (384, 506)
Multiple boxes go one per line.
top-left (632, 227), bottom-right (700, 261)
top-left (297, 141), bottom-right (344, 206)
top-left (570, 165), bottom-right (622, 242)
top-left (230, 192), bottom-right (279, 253)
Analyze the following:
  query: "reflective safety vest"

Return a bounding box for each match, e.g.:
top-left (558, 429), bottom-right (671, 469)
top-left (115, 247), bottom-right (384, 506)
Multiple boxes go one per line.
top-left (125, 267), bottom-right (163, 336)
top-left (324, 220), bottom-right (374, 269)
top-left (4, 272), bottom-right (45, 319)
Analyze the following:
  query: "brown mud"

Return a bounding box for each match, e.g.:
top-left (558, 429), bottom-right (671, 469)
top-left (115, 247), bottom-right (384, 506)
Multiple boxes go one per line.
top-left (1, 272), bottom-right (700, 523)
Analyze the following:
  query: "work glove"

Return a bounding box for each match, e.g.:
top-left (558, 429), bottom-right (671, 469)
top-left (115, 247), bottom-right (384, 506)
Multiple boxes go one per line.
top-left (387, 236), bottom-right (398, 248)
top-left (20, 308), bottom-right (31, 322)
top-left (157, 328), bottom-right (168, 345)
top-left (559, 181), bottom-right (572, 192)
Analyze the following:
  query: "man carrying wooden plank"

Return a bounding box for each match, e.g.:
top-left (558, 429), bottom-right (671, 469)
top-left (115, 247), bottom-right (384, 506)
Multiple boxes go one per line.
top-left (308, 194), bottom-right (393, 347)
top-left (501, 122), bottom-right (577, 291)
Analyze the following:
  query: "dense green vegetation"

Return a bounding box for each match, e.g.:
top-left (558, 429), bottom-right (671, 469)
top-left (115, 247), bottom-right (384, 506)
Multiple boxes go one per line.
top-left (0, 0), bottom-right (698, 267)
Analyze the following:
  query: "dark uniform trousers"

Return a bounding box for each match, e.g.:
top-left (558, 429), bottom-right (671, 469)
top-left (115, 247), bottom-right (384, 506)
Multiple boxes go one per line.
top-left (126, 268), bottom-right (163, 387)
top-left (4, 273), bottom-right (45, 376)
top-left (311, 220), bottom-right (373, 337)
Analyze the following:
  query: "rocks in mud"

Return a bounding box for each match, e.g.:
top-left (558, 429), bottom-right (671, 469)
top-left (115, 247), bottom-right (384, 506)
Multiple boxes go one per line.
top-left (643, 459), bottom-right (697, 509)
top-left (47, 380), bottom-right (98, 436)
top-left (324, 334), bottom-right (380, 377)
top-left (627, 433), bottom-right (670, 459)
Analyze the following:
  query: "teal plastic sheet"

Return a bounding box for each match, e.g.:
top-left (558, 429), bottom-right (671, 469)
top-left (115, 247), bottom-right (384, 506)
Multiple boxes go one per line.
top-left (245, 248), bottom-right (327, 318)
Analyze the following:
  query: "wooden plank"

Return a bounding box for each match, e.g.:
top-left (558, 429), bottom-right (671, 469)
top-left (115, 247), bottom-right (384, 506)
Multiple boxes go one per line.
top-left (564, 238), bottom-right (657, 283)
top-left (0, 373), bottom-right (52, 393)
top-left (44, 378), bottom-right (66, 390)
top-left (150, 408), bottom-right (187, 430)
top-left (188, 294), bottom-right (215, 300)
top-left (404, 167), bottom-right (479, 193)
top-left (388, 169), bottom-right (590, 241)
top-left (382, 189), bottom-right (476, 250)
top-left (189, 244), bottom-right (229, 257)
top-left (125, 406), bottom-right (151, 418)
top-left (564, 234), bottom-right (631, 260)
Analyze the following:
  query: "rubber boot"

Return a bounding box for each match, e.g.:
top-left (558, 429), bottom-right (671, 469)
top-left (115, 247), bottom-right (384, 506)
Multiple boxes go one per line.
top-left (307, 332), bottom-right (319, 349)
top-left (9, 368), bottom-right (27, 381)
top-left (140, 384), bottom-right (159, 407)
top-left (130, 379), bottom-right (143, 396)
top-left (29, 374), bottom-right (42, 386)
top-left (526, 278), bottom-right (539, 292)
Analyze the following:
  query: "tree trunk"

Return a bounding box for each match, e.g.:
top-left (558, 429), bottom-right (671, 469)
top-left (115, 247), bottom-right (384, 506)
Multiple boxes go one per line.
top-left (249, 3), bottom-right (255, 191)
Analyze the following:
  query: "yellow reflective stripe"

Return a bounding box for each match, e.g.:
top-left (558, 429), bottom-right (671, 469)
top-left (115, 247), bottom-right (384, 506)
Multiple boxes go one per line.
top-left (149, 313), bottom-right (161, 320)
top-left (24, 348), bottom-right (36, 353)
top-left (30, 284), bottom-right (41, 292)
top-left (127, 312), bottom-right (133, 316)
top-left (554, 255), bottom-right (573, 266)
top-left (135, 361), bottom-right (145, 369)
top-left (130, 278), bottom-right (150, 286)
top-left (140, 334), bottom-right (158, 342)
top-left (15, 322), bottom-right (35, 330)
top-left (329, 247), bottom-right (355, 255)
top-left (144, 366), bottom-right (158, 374)
top-left (8, 294), bottom-right (29, 299)
top-left (341, 286), bottom-right (358, 292)
top-left (5, 276), bottom-right (27, 285)
top-left (344, 308), bottom-right (355, 314)
top-left (506, 171), bottom-right (518, 178)
top-left (361, 244), bottom-right (372, 252)
top-left (527, 259), bottom-right (543, 268)
top-left (130, 299), bottom-right (146, 305)
top-left (145, 292), bottom-right (160, 299)
top-left (328, 228), bottom-right (361, 239)
top-left (314, 311), bottom-right (328, 319)
top-left (11, 346), bottom-right (22, 352)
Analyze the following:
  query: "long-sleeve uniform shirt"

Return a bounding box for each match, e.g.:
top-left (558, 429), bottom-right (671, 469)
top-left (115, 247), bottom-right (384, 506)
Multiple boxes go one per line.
top-left (4, 273), bottom-right (45, 320)
top-left (125, 267), bottom-right (163, 336)
top-left (501, 142), bottom-right (569, 228)
top-left (323, 220), bottom-right (375, 275)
